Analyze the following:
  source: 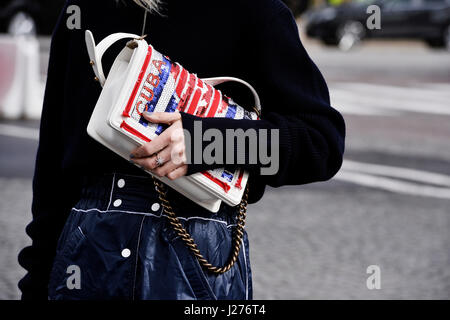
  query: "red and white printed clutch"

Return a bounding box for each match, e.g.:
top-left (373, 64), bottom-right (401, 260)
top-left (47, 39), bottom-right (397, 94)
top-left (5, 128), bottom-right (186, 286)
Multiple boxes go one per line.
top-left (85, 31), bottom-right (261, 212)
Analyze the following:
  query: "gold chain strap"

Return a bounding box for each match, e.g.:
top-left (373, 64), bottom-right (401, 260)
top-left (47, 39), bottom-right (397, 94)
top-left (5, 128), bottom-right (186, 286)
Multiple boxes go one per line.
top-left (152, 178), bottom-right (249, 274)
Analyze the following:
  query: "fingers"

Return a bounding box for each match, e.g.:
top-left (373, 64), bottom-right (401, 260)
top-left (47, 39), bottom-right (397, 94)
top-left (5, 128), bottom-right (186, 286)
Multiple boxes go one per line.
top-left (166, 166), bottom-right (188, 181)
top-left (130, 125), bottom-right (175, 158)
top-left (170, 136), bottom-right (187, 166)
top-left (152, 144), bottom-right (186, 177)
top-left (130, 135), bottom-right (168, 159)
top-left (130, 113), bottom-right (183, 159)
top-left (131, 146), bottom-right (172, 172)
top-left (130, 111), bottom-right (187, 181)
top-left (152, 158), bottom-right (180, 178)
top-left (132, 148), bottom-right (187, 181)
top-left (142, 111), bottom-right (181, 125)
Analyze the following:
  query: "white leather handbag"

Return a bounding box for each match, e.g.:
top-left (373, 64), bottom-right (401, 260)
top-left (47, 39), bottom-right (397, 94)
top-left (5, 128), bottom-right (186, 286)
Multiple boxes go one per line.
top-left (85, 30), bottom-right (261, 213)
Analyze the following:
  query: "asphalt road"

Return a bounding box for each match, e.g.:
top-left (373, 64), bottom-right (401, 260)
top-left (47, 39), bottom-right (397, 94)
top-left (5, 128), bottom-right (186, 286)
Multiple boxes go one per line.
top-left (0, 35), bottom-right (449, 300)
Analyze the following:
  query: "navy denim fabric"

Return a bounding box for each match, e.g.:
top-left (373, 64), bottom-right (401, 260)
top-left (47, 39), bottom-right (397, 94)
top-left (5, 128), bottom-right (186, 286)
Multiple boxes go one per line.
top-left (48, 173), bottom-right (252, 300)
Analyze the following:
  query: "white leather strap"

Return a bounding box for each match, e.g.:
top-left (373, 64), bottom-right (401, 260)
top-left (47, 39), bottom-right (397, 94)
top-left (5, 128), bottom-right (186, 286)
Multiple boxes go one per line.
top-left (85, 30), bottom-right (141, 87)
top-left (202, 77), bottom-right (261, 113)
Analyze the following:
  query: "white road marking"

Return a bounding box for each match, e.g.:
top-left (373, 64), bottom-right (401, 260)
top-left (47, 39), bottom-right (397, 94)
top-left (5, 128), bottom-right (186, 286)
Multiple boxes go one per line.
top-left (329, 82), bottom-right (450, 116)
top-left (335, 170), bottom-right (450, 200)
top-left (330, 89), bottom-right (399, 116)
top-left (332, 88), bottom-right (450, 115)
top-left (329, 93), bottom-right (398, 116)
top-left (344, 83), bottom-right (450, 103)
top-left (336, 160), bottom-right (450, 200)
top-left (343, 160), bottom-right (450, 188)
top-left (0, 124), bottom-right (39, 141)
top-left (423, 83), bottom-right (450, 91)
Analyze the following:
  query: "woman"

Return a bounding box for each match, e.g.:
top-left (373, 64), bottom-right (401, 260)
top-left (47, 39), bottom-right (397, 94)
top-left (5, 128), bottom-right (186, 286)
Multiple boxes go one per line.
top-left (18, 0), bottom-right (345, 300)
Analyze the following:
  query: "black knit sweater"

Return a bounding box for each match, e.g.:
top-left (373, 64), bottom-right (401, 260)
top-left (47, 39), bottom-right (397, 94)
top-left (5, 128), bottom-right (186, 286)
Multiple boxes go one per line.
top-left (18, 0), bottom-right (345, 299)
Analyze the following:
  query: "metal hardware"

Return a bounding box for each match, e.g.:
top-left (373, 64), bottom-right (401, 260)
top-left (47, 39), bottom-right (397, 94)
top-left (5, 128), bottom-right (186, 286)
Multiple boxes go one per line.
top-left (252, 106), bottom-right (261, 118)
top-left (126, 40), bottom-right (138, 49)
top-left (135, 34), bottom-right (147, 41)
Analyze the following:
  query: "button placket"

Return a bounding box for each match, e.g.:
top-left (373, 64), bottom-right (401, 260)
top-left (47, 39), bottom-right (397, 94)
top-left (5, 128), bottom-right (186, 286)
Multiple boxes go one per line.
top-left (111, 178), bottom-right (125, 208)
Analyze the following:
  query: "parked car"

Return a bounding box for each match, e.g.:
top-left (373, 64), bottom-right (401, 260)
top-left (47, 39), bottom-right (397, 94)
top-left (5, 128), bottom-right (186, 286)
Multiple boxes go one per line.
top-left (0, 0), bottom-right (66, 36)
top-left (305, 0), bottom-right (450, 50)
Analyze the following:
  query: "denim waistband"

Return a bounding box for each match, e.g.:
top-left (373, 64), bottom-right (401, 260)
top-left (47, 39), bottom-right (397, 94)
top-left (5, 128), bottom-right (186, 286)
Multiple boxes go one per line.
top-left (76, 172), bottom-right (237, 222)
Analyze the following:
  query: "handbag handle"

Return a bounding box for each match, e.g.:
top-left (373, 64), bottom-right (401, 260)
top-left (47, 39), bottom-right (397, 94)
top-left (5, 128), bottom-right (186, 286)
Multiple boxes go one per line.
top-left (85, 30), bottom-right (142, 86)
top-left (85, 30), bottom-right (262, 113)
top-left (202, 77), bottom-right (261, 114)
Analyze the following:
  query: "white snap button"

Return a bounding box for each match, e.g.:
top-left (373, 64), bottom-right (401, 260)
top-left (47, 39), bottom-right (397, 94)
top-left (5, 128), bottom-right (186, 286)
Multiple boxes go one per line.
top-left (121, 248), bottom-right (131, 258)
top-left (113, 199), bottom-right (122, 207)
top-left (151, 203), bottom-right (161, 212)
top-left (117, 179), bottom-right (125, 188)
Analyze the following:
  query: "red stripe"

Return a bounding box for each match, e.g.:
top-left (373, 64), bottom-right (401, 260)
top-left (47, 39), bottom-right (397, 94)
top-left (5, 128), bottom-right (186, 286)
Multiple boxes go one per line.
top-left (186, 88), bottom-right (202, 115)
top-left (170, 63), bottom-right (181, 84)
top-left (234, 170), bottom-right (245, 189)
top-left (202, 172), bottom-right (231, 193)
top-left (178, 73), bottom-right (197, 112)
top-left (175, 68), bottom-right (188, 97)
top-left (206, 90), bottom-right (221, 117)
top-left (120, 121), bottom-right (151, 142)
top-left (195, 84), bottom-right (214, 117)
top-left (122, 46), bottom-right (153, 118)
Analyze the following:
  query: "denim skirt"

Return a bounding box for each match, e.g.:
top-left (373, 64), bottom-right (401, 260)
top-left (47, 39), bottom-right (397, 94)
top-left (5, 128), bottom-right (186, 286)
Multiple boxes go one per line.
top-left (48, 173), bottom-right (252, 300)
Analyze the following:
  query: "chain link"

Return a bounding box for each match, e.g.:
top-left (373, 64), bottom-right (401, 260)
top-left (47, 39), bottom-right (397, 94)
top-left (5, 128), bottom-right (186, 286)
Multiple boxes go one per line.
top-left (152, 178), bottom-right (248, 274)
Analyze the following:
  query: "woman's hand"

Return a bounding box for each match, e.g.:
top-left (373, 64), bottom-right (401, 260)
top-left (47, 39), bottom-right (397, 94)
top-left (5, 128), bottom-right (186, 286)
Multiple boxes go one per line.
top-left (130, 112), bottom-right (188, 180)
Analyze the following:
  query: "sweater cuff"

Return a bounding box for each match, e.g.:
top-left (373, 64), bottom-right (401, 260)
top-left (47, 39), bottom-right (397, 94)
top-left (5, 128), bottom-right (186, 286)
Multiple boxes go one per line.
top-left (180, 112), bottom-right (228, 175)
top-left (179, 112), bottom-right (275, 177)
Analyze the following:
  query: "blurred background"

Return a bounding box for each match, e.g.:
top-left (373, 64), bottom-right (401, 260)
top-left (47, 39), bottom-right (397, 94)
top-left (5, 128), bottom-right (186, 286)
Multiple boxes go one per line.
top-left (0, 0), bottom-right (449, 299)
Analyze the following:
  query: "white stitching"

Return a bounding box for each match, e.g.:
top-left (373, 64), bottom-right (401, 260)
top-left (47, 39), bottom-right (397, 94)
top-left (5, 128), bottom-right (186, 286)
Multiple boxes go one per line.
top-left (71, 207), bottom-right (236, 227)
top-left (106, 173), bottom-right (116, 211)
top-left (242, 238), bottom-right (248, 300)
top-left (73, 207), bottom-right (161, 218)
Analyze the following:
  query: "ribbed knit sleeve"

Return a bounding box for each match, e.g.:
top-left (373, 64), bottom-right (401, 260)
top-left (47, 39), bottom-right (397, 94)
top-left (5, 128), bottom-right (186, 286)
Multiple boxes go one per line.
top-left (180, 4), bottom-right (345, 200)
